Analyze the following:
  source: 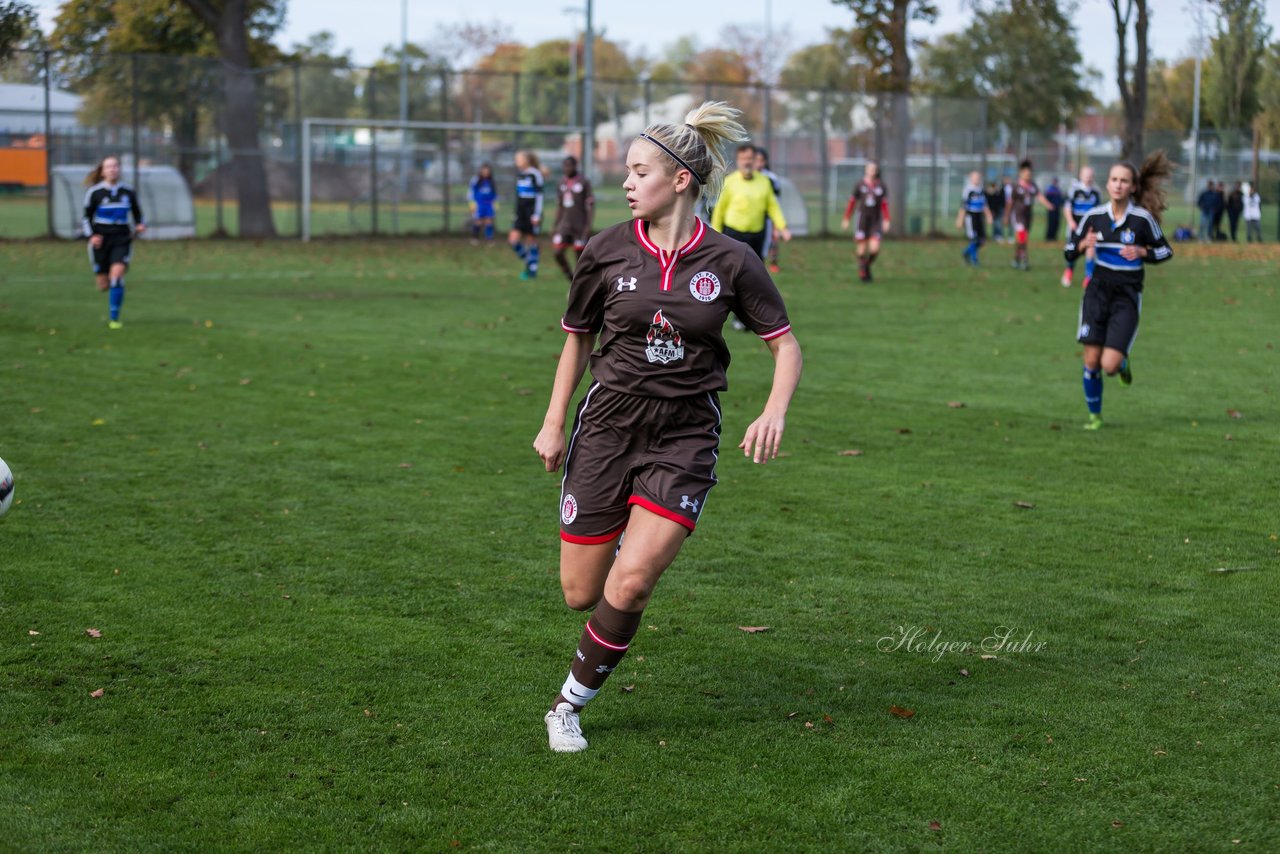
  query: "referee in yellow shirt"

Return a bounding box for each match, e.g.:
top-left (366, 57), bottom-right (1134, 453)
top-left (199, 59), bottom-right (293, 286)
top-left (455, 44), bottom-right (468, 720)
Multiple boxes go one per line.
top-left (711, 144), bottom-right (791, 258)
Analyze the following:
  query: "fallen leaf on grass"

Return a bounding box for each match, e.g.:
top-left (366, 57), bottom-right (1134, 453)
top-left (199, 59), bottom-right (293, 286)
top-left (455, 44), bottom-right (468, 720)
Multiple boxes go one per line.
top-left (838, 449), bottom-right (864, 457)
top-left (398, 463), bottom-right (413, 469)
top-left (89, 688), bottom-right (104, 698)
top-left (28, 630), bottom-right (40, 636)
top-left (895, 427), bottom-right (913, 434)
top-left (85, 628), bottom-right (102, 638)
top-left (239, 378), bottom-right (252, 386)
top-left (822, 714), bottom-right (834, 725)
top-left (1224, 434), bottom-right (1233, 441)
top-left (889, 705), bottom-right (915, 719)
top-left (91, 418), bottom-right (105, 426)
top-left (738, 626), bottom-right (770, 633)
top-left (1111, 820), bottom-right (1124, 828)
top-left (804, 721), bottom-right (814, 729)
top-left (1014, 501), bottom-right (1036, 509)
top-left (959, 668), bottom-right (970, 677)
top-left (621, 685), bottom-right (635, 693)
top-left (1227, 409), bottom-right (1243, 419)
top-left (946, 401), bottom-right (965, 409)
top-left (928, 821), bottom-right (942, 831)
top-left (980, 654), bottom-right (997, 660)
top-left (363, 709), bottom-right (374, 717)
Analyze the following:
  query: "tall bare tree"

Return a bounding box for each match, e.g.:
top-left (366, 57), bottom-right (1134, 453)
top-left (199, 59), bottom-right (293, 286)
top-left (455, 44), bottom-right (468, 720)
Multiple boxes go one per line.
top-left (179, 0), bottom-right (279, 237)
top-left (1109, 0), bottom-right (1150, 160)
top-left (832, 0), bottom-right (938, 230)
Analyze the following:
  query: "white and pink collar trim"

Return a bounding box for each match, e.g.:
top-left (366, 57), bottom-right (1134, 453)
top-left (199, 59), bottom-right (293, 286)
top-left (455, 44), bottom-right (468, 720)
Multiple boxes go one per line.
top-left (633, 218), bottom-right (706, 291)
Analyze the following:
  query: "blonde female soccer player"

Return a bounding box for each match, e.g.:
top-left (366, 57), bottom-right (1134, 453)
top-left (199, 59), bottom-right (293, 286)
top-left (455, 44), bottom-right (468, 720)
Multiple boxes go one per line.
top-left (533, 102), bottom-right (803, 753)
top-left (1064, 153), bottom-right (1174, 430)
top-left (82, 155), bottom-right (145, 328)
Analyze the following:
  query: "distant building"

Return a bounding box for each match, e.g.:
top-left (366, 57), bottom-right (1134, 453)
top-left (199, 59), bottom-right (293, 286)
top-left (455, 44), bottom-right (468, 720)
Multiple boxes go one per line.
top-left (0, 83), bottom-right (83, 136)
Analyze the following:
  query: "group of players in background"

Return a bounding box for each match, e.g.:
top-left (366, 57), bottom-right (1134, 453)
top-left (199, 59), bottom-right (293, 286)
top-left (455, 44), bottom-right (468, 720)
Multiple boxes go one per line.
top-left (468, 145), bottom-right (1176, 432)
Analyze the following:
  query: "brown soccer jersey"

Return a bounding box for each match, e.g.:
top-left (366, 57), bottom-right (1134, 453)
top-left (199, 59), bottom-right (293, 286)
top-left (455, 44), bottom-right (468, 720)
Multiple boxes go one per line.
top-left (554, 175), bottom-right (593, 240)
top-left (1010, 180), bottom-right (1039, 230)
top-left (561, 218), bottom-right (792, 397)
top-left (845, 179), bottom-right (888, 238)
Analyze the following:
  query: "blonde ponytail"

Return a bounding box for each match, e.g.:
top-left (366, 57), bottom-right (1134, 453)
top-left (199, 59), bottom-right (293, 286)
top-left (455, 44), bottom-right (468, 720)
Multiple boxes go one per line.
top-left (638, 100), bottom-right (748, 203)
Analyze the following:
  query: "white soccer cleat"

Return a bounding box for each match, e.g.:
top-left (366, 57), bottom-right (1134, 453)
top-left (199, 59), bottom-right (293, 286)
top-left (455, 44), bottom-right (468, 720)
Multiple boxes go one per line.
top-left (545, 703), bottom-right (588, 753)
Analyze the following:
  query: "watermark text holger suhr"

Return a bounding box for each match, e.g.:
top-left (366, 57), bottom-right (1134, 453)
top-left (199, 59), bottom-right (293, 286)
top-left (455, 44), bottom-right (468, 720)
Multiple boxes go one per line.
top-left (877, 625), bottom-right (1047, 663)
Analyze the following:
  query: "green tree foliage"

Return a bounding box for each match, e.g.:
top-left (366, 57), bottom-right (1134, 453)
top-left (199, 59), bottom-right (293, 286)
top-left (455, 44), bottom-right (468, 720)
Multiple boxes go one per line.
top-left (918, 0), bottom-right (1092, 132)
top-left (779, 41), bottom-right (868, 133)
top-left (368, 42), bottom-right (447, 121)
top-left (830, 0), bottom-right (937, 227)
top-left (1204, 0), bottom-right (1271, 131)
top-left (1145, 57), bottom-right (1204, 132)
top-left (49, 1), bottom-right (281, 191)
top-left (291, 31), bottom-right (358, 121)
top-left (0, 0), bottom-right (40, 61)
top-left (1255, 40), bottom-right (1280, 148)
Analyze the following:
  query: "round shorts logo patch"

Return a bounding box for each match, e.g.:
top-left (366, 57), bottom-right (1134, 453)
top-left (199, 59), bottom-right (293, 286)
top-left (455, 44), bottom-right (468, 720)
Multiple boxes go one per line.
top-left (561, 493), bottom-right (578, 525)
top-left (689, 271), bottom-right (721, 303)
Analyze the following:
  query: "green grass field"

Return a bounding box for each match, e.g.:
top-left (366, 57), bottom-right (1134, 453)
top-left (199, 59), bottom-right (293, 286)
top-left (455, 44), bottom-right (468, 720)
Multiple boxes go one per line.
top-left (2, 235), bottom-right (1279, 850)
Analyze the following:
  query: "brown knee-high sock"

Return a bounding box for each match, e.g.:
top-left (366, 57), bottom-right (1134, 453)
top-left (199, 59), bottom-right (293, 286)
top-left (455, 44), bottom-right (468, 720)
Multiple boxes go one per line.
top-left (554, 248), bottom-right (573, 279)
top-left (552, 597), bottom-right (643, 711)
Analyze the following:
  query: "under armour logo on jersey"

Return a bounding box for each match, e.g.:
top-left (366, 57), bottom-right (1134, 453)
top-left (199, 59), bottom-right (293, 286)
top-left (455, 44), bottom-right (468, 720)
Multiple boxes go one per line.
top-left (616, 276), bottom-right (637, 291)
top-left (680, 495), bottom-right (700, 513)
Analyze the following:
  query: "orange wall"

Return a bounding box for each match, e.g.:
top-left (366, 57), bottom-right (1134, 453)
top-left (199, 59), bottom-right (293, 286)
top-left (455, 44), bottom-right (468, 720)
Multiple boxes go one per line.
top-left (0, 149), bottom-right (48, 187)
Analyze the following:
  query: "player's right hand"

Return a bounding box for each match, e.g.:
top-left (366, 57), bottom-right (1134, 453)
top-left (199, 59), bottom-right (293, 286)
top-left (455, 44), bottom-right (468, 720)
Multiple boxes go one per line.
top-left (533, 424), bottom-right (566, 472)
top-left (1079, 230), bottom-right (1099, 250)
top-left (89, 234), bottom-right (103, 248)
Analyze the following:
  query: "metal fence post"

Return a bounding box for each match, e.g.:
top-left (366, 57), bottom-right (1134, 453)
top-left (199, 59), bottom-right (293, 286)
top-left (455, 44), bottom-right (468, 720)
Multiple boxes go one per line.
top-left (820, 87), bottom-right (830, 238)
top-left (930, 95), bottom-right (939, 236)
top-left (441, 69), bottom-right (450, 234)
top-left (369, 68), bottom-right (379, 235)
top-left (979, 99), bottom-right (988, 180)
top-left (763, 84), bottom-right (772, 153)
top-left (294, 63), bottom-right (303, 238)
top-left (513, 72), bottom-right (522, 151)
top-left (43, 50), bottom-right (53, 238)
top-left (131, 54), bottom-right (141, 193)
top-left (643, 77), bottom-right (651, 128)
top-left (215, 105), bottom-right (225, 235)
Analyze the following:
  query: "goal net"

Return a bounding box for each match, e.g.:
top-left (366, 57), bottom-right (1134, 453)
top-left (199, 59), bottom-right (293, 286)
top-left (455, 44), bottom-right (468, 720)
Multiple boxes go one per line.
top-left (51, 163), bottom-right (196, 240)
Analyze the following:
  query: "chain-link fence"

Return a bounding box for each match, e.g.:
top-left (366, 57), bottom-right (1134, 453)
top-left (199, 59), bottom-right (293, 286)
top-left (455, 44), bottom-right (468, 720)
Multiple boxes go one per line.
top-left (2, 48), bottom-right (1277, 240)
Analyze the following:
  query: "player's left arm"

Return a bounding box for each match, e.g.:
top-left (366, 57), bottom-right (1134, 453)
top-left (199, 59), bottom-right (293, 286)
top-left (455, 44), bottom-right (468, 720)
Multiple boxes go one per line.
top-left (766, 186), bottom-right (790, 241)
top-left (739, 331), bottom-right (802, 465)
top-left (1125, 221), bottom-right (1173, 264)
top-left (131, 189), bottom-right (146, 234)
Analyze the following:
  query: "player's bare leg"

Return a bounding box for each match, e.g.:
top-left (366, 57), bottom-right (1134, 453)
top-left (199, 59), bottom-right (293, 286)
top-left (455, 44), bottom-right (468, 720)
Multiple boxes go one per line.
top-left (547, 508), bottom-right (688, 752)
top-left (95, 274), bottom-right (109, 293)
top-left (864, 235), bottom-right (882, 281)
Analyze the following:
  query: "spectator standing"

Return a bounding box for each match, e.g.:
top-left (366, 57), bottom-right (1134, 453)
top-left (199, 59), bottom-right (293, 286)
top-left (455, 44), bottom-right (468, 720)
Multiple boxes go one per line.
top-left (1226, 182), bottom-right (1243, 242)
top-left (1242, 182), bottom-right (1263, 242)
top-left (1044, 177), bottom-right (1065, 241)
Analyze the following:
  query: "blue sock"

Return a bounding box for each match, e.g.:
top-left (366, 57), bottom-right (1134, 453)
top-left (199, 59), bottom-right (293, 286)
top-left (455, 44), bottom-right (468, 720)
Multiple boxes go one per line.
top-left (109, 278), bottom-right (125, 321)
top-left (484, 223), bottom-right (494, 240)
top-left (1084, 257), bottom-right (1096, 279)
top-left (968, 239), bottom-right (980, 260)
top-left (527, 245), bottom-right (539, 274)
top-left (1082, 367), bottom-right (1102, 415)
top-left (511, 242), bottom-right (527, 261)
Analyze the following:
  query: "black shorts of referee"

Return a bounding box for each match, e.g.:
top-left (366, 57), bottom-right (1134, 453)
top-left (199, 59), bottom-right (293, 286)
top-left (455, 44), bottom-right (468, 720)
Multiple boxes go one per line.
top-left (721, 226), bottom-right (767, 259)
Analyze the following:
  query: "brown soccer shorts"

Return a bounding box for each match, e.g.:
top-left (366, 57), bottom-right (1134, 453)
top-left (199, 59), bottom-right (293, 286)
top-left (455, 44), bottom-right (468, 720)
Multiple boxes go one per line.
top-left (559, 383), bottom-right (721, 543)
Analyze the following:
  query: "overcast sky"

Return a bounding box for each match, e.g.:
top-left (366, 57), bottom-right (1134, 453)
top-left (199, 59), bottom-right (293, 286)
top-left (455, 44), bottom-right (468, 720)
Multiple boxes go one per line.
top-left (29, 0), bottom-right (1280, 101)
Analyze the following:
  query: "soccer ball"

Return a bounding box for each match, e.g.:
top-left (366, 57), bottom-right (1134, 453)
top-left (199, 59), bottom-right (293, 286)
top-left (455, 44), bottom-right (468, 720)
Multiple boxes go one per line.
top-left (0, 456), bottom-right (13, 517)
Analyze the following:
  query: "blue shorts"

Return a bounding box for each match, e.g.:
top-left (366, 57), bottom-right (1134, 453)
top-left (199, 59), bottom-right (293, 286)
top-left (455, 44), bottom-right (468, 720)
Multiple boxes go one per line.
top-left (474, 203), bottom-right (495, 220)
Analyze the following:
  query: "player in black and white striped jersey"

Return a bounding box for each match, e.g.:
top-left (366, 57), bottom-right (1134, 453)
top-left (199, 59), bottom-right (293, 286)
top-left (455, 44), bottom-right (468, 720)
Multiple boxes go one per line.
top-left (83, 155), bottom-right (145, 329)
top-left (1064, 153), bottom-right (1174, 430)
